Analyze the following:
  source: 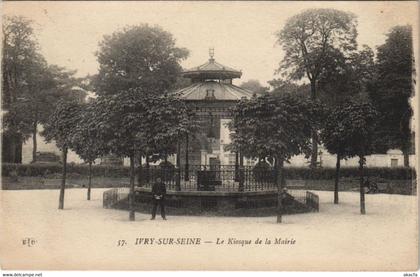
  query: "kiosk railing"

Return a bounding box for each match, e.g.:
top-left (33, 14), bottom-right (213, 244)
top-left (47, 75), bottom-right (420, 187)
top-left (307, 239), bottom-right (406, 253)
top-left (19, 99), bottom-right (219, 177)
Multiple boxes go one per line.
top-left (138, 165), bottom-right (279, 192)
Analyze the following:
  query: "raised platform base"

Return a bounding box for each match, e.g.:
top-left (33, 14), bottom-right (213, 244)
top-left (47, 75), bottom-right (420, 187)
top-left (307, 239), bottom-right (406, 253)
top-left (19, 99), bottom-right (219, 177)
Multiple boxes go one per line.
top-left (108, 188), bottom-right (317, 216)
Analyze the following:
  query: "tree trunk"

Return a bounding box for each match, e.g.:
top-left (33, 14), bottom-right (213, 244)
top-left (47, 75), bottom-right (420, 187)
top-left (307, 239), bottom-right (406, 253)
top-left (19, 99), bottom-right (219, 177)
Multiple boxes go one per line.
top-left (87, 162), bottom-right (92, 201)
top-left (234, 151), bottom-right (239, 181)
top-left (15, 136), bottom-right (22, 164)
top-left (58, 147), bottom-right (68, 210)
top-left (359, 155), bottom-right (366, 215)
top-left (275, 158), bottom-right (284, 223)
top-left (403, 148), bottom-right (410, 167)
top-left (310, 79), bottom-right (317, 100)
top-left (145, 154), bottom-right (150, 184)
top-left (138, 154), bottom-right (143, 186)
top-left (334, 153), bottom-right (341, 204)
top-left (310, 79), bottom-right (318, 168)
top-left (32, 120), bottom-right (37, 163)
top-left (176, 139), bottom-right (181, 191)
top-left (310, 133), bottom-right (318, 168)
top-left (185, 133), bottom-right (189, 181)
top-left (238, 151), bottom-right (244, 191)
top-left (129, 155), bottom-right (135, 221)
top-left (9, 136), bottom-right (16, 163)
top-left (1, 134), bottom-right (11, 163)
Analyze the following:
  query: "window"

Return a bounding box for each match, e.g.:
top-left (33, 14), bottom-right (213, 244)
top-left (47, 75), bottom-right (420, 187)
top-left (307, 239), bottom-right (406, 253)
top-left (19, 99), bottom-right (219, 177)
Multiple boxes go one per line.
top-left (246, 159), bottom-right (255, 166)
top-left (228, 154), bottom-right (236, 165)
top-left (391, 159), bottom-right (398, 167)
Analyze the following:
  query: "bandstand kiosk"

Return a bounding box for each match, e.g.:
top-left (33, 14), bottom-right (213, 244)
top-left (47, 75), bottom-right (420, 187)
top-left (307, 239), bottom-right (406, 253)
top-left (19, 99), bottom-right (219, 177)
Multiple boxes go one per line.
top-left (175, 49), bottom-right (254, 173)
top-left (103, 50), bottom-right (319, 215)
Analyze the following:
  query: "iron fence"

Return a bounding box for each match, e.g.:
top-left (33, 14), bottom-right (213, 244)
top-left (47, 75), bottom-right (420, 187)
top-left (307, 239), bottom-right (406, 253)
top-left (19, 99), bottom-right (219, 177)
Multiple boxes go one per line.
top-left (103, 187), bottom-right (129, 208)
top-left (305, 191), bottom-right (319, 212)
top-left (138, 165), bottom-right (279, 192)
top-left (102, 186), bottom-right (319, 215)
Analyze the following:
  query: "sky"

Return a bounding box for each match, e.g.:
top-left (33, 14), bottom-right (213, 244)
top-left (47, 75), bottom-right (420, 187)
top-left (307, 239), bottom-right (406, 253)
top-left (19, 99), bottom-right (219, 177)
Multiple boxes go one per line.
top-left (3, 1), bottom-right (419, 86)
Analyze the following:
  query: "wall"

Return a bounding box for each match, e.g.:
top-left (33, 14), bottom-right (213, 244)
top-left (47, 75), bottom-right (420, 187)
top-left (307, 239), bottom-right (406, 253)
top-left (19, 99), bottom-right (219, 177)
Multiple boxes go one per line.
top-left (23, 125), bottom-right (417, 168)
top-left (22, 124), bottom-right (84, 164)
top-left (285, 148), bottom-right (416, 168)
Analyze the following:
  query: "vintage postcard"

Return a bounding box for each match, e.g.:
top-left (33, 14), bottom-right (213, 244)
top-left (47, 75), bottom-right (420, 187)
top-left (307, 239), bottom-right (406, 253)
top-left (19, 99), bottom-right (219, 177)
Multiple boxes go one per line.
top-left (1, 1), bottom-right (419, 272)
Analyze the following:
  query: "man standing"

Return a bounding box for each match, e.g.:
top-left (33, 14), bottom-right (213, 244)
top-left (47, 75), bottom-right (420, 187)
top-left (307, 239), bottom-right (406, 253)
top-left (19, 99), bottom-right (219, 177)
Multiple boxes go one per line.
top-left (151, 177), bottom-right (167, 220)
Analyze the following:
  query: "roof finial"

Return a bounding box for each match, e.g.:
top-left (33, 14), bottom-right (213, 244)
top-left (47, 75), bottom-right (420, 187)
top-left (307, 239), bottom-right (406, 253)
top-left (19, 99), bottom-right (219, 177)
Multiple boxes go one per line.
top-left (209, 47), bottom-right (215, 62)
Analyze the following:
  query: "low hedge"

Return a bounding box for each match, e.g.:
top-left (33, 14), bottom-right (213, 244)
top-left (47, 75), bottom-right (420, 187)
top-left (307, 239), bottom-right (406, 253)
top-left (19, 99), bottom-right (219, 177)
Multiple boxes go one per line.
top-left (282, 167), bottom-right (416, 180)
top-left (2, 163), bottom-right (130, 178)
top-left (1, 163), bottom-right (416, 180)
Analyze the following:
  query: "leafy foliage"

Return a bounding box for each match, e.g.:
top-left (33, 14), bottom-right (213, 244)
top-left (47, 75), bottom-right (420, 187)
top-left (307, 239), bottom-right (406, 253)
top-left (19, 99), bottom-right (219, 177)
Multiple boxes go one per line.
top-left (70, 102), bottom-right (106, 164)
top-left (89, 89), bottom-right (195, 161)
top-left (320, 105), bottom-right (348, 157)
top-left (276, 8), bottom-right (357, 91)
top-left (89, 90), bottom-right (149, 158)
top-left (320, 99), bottom-right (378, 204)
top-left (42, 100), bottom-right (82, 150)
top-left (317, 45), bottom-right (375, 106)
top-left (275, 8), bottom-right (358, 167)
top-left (94, 24), bottom-right (189, 96)
top-left (2, 16), bottom-right (86, 163)
top-left (369, 25), bottom-right (414, 156)
top-left (269, 79), bottom-right (310, 98)
top-left (42, 100), bottom-right (82, 209)
top-left (322, 100), bottom-right (378, 159)
top-left (2, 16), bottom-right (39, 109)
top-left (2, 16), bottom-right (83, 130)
top-left (89, 87), bottom-right (193, 219)
top-left (239, 79), bottom-right (269, 95)
top-left (227, 94), bottom-right (314, 162)
top-left (2, 15), bottom-right (44, 158)
top-left (145, 93), bottom-right (197, 161)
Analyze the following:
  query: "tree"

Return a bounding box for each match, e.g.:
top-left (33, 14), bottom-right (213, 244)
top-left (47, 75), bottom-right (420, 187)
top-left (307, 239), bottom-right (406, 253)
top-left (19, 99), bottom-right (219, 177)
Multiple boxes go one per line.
top-left (94, 24), bottom-right (189, 96)
top-left (173, 76), bottom-right (192, 90)
top-left (2, 16), bottom-right (41, 163)
top-left (239, 79), bottom-right (269, 95)
top-left (92, 89), bottom-right (154, 221)
top-left (143, 93), bottom-right (198, 190)
top-left (26, 64), bottom-right (86, 163)
top-left (2, 16), bottom-right (85, 163)
top-left (227, 94), bottom-right (314, 223)
top-left (369, 25), bottom-right (414, 166)
top-left (269, 78), bottom-right (310, 98)
top-left (316, 46), bottom-right (375, 200)
top-left (333, 100), bottom-right (377, 214)
top-left (320, 105), bottom-right (349, 204)
top-left (276, 8), bottom-right (358, 167)
top-left (71, 102), bottom-right (105, 200)
top-left (2, 16), bottom-right (39, 109)
top-left (92, 89), bottom-right (196, 218)
top-left (146, 94), bottom-right (196, 159)
top-left (317, 45), bottom-right (375, 106)
top-left (42, 100), bottom-right (82, 209)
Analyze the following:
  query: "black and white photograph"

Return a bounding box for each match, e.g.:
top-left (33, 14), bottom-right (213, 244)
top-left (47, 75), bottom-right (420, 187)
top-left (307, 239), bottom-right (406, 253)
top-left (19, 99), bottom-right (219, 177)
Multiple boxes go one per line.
top-left (0, 1), bottom-right (418, 274)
